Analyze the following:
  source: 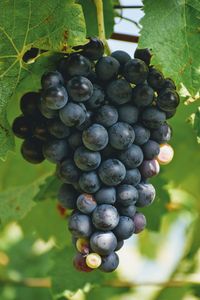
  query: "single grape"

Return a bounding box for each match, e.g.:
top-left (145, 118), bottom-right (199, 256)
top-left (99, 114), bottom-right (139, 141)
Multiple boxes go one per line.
top-left (142, 107), bottom-right (166, 129)
top-left (86, 253), bottom-right (102, 269)
top-left (118, 104), bottom-right (139, 124)
top-left (140, 159), bottom-right (160, 178)
top-left (47, 118), bottom-right (70, 139)
top-left (73, 253), bottom-right (93, 272)
top-left (59, 102), bottom-right (86, 127)
top-left (142, 140), bottom-right (160, 160)
top-left (76, 194), bottom-right (97, 214)
top-left (132, 124), bottom-right (150, 146)
top-left (74, 146), bottom-right (101, 171)
top-left (95, 105), bottom-right (118, 127)
top-left (132, 212), bottom-right (146, 234)
top-left (123, 169), bottom-right (141, 186)
top-left (98, 159), bottom-right (126, 186)
top-left (157, 88), bottom-right (180, 112)
top-left (41, 86), bottom-right (68, 110)
top-left (76, 238), bottom-right (90, 255)
top-left (38, 100), bottom-right (58, 119)
top-left (119, 144), bottom-right (143, 169)
top-left (123, 58), bottom-right (148, 84)
top-left (79, 171), bottom-right (101, 193)
top-left (108, 122), bottom-right (135, 150)
top-left (59, 53), bottom-right (91, 78)
top-left (92, 204), bottom-right (119, 231)
top-left (113, 216), bottom-right (135, 240)
top-left (90, 231), bottom-right (117, 255)
top-left (156, 143), bottom-right (174, 165)
top-left (57, 159), bottom-right (80, 184)
top-left (95, 56), bottom-right (120, 81)
top-left (99, 252), bottom-right (119, 272)
top-left (86, 84), bottom-right (105, 110)
top-left (107, 79), bottom-right (132, 105)
top-left (136, 183), bottom-right (156, 207)
top-left (134, 48), bottom-right (152, 65)
top-left (21, 138), bottom-right (44, 164)
top-left (82, 124), bottom-right (108, 151)
top-left (58, 183), bottom-right (77, 209)
top-left (115, 240), bottom-right (124, 251)
top-left (67, 76), bottom-right (93, 102)
top-left (118, 204), bottom-right (136, 218)
top-left (12, 115), bottom-right (32, 139)
top-left (43, 139), bottom-right (68, 163)
top-left (20, 92), bottom-right (40, 116)
top-left (68, 212), bottom-right (93, 238)
top-left (150, 123), bottom-right (172, 143)
top-left (117, 185), bottom-right (138, 206)
top-left (147, 67), bottom-right (165, 91)
top-left (111, 50), bottom-right (131, 69)
top-left (80, 37), bottom-right (104, 61)
top-left (68, 131), bottom-right (82, 149)
top-left (133, 83), bottom-right (154, 107)
top-left (95, 186), bottom-right (116, 205)
top-left (41, 71), bottom-right (64, 89)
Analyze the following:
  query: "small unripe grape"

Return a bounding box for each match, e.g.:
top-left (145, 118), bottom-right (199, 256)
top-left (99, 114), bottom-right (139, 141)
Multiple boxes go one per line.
top-left (86, 253), bottom-right (102, 269)
top-left (73, 253), bottom-right (93, 272)
top-left (157, 144), bottom-right (174, 165)
top-left (76, 238), bottom-right (90, 255)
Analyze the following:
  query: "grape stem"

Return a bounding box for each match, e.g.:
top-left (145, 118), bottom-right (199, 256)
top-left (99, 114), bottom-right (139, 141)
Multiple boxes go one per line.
top-left (94, 0), bottom-right (106, 41)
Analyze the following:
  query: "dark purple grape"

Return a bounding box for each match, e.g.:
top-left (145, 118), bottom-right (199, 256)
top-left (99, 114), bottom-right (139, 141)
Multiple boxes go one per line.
top-left (12, 115), bottom-right (32, 139)
top-left (21, 138), bottom-right (44, 164)
top-left (92, 204), bottom-right (119, 231)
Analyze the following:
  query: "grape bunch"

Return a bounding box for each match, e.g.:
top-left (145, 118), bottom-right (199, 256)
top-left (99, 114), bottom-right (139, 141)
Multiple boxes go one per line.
top-left (12, 38), bottom-right (179, 272)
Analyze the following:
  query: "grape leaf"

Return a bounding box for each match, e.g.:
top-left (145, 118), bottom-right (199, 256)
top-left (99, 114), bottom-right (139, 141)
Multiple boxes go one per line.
top-left (34, 175), bottom-right (60, 202)
top-left (139, 0), bottom-right (200, 98)
top-left (0, 0), bottom-right (87, 159)
top-left (189, 106), bottom-right (200, 143)
top-left (0, 173), bottom-right (53, 226)
top-left (77, 0), bottom-right (115, 38)
top-left (20, 200), bottom-right (69, 247)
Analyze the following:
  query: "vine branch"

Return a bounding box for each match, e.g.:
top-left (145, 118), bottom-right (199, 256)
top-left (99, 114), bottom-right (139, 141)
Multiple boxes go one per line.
top-left (111, 33), bottom-right (139, 43)
top-left (0, 277), bottom-right (199, 289)
top-left (114, 5), bottom-right (143, 9)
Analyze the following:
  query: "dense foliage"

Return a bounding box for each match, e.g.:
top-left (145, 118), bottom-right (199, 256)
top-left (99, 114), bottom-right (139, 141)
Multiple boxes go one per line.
top-left (0, 0), bottom-right (200, 299)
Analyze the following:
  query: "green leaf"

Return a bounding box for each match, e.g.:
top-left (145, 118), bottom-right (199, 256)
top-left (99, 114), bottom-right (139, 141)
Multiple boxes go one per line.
top-left (189, 106), bottom-right (200, 143)
top-left (77, 0), bottom-right (115, 38)
top-left (20, 200), bottom-right (69, 247)
top-left (0, 0), bottom-right (87, 159)
top-left (50, 247), bottom-right (106, 295)
top-left (139, 0), bottom-right (200, 98)
top-left (0, 173), bottom-right (54, 226)
top-left (34, 175), bottom-right (60, 202)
